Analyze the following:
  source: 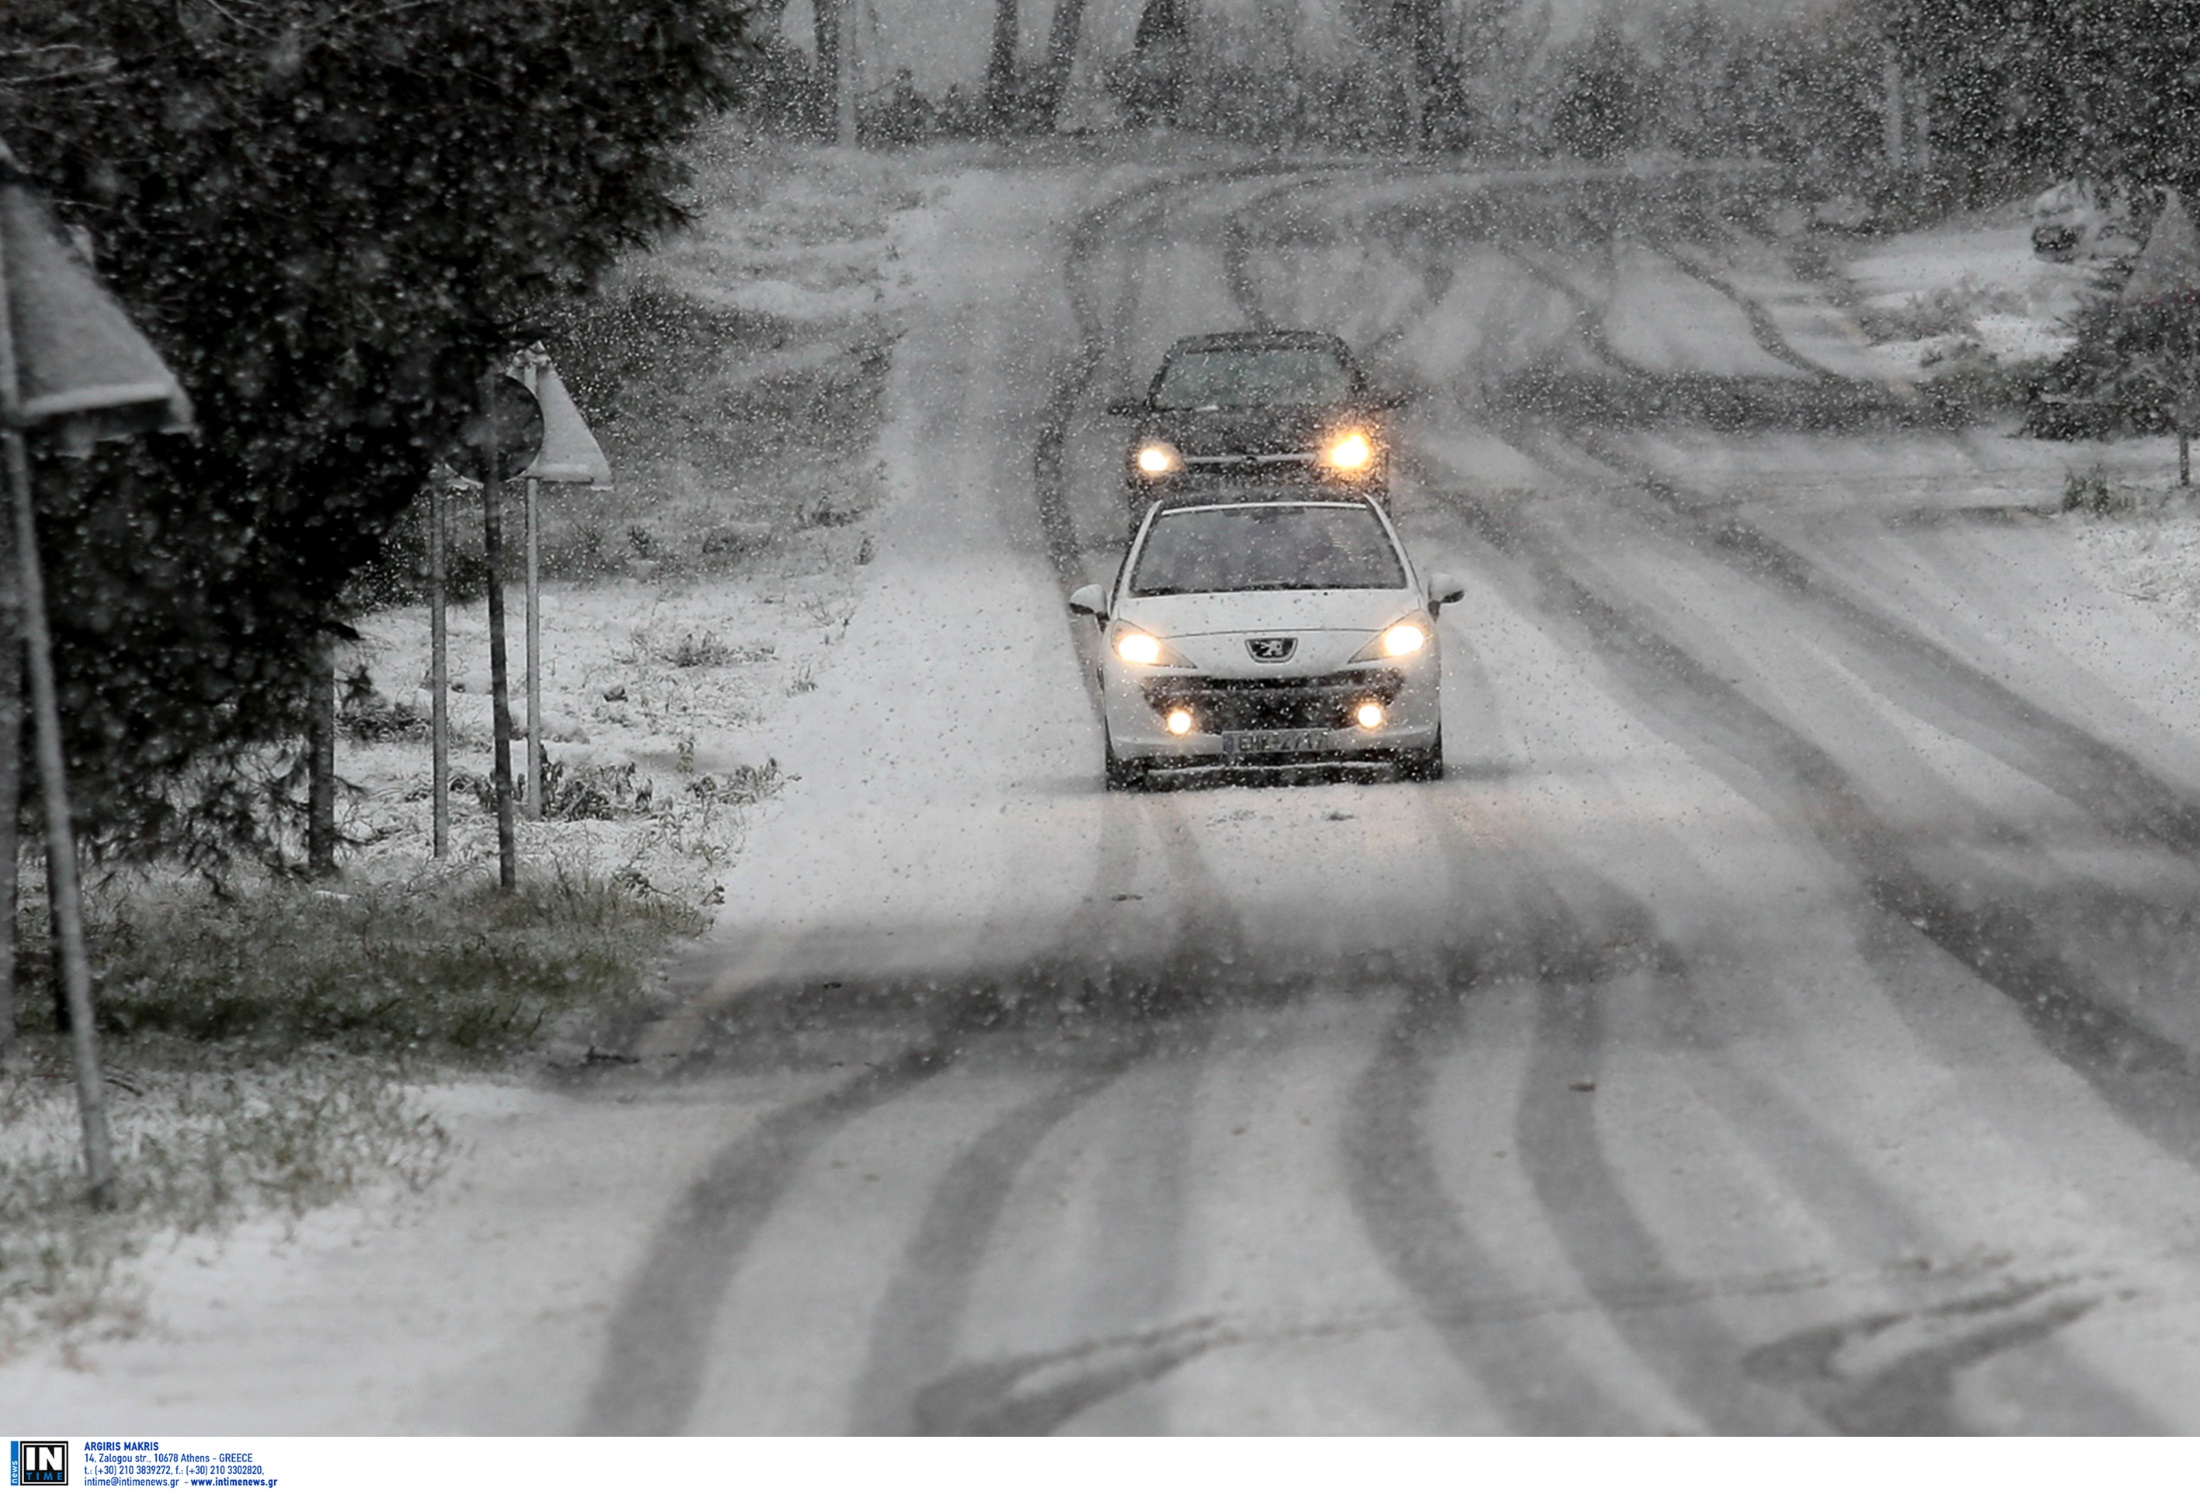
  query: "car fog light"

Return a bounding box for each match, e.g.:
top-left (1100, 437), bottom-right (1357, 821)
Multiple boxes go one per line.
top-left (1136, 442), bottom-right (1181, 475)
top-left (1354, 701), bottom-right (1386, 730)
top-left (1165, 707), bottom-right (1196, 736)
top-left (1324, 430), bottom-right (1375, 473)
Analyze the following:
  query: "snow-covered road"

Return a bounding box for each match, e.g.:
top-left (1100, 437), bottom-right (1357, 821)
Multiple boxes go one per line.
top-left (24, 155), bottom-right (2200, 1434)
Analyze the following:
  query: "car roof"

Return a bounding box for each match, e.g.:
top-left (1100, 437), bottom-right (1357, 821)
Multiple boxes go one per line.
top-left (1149, 485), bottom-right (1378, 513)
top-left (1162, 329), bottom-right (1357, 358)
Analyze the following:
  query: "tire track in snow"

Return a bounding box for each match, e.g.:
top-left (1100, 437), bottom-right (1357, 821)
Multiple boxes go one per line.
top-left (873, 157), bottom-right (1293, 1430)
top-left (579, 1022), bottom-right (964, 1434)
top-left (1509, 901), bottom-right (1817, 1433)
top-left (583, 164), bottom-right (1266, 1436)
top-left (1454, 236), bottom-right (2200, 874)
top-left (1038, 162), bottom-right (1310, 583)
top-left (1417, 513), bottom-right (2152, 1429)
top-left (1230, 169), bottom-right (2157, 1430)
top-left (1218, 181), bottom-right (1802, 1430)
top-left (1343, 963), bottom-right (1645, 1431)
top-left (854, 802), bottom-right (1244, 1434)
top-left (1642, 238), bottom-right (1850, 382)
top-left (1531, 416), bottom-right (2200, 859)
top-left (1422, 459), bottom-right (2200, 1177)
top-left (582, 768), bottom-right (1188, 1434)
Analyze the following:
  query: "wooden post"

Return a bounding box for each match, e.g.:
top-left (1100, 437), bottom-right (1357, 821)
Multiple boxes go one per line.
top-left (306, 636), bottom-right (337, 877)
top-left (836, 0), bottom-right (858, 146)
top-left (429, 477), bottom-right (449, 858)
top-left (525, 474), bottom-right (543, 820)
top-left (479, 393), bottom-right (518, 893)
top-left (5, 423), bottom-right (113, 1204)
top-left (1882, 48), bottom-right (1906, 177)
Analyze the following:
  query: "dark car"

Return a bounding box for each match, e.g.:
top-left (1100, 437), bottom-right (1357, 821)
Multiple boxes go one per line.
top-left (1108, 331), bottom-right (1404, 532)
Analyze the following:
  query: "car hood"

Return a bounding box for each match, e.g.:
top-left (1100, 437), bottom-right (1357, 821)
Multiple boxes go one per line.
top-left (1116, 589), bottom-right (1422, 674)
top-left (1143, 404), bottom-right (1370, 457)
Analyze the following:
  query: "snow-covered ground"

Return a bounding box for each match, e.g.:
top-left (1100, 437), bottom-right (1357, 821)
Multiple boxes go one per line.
top-left (1811, 197), bottom-right (2200, 642)
top-left (23, 151), bottom-right (2200, 1432)
top-left (1834, 200), bottom-right (2106, 378)
top-left (334, 135), bottom-right (966, 907)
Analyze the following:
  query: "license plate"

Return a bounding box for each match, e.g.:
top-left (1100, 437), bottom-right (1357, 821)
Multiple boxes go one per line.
top-left (1222, 728), bottom-right (1328, 756)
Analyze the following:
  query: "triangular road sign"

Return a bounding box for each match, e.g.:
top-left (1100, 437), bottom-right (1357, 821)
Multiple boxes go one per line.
top-left (0, 156), bottom-right (193, 443)
top-left (522, 360), bottom-right (609, 486)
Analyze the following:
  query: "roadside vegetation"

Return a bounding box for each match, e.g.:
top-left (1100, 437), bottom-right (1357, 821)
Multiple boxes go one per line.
top-left (0, 116), bottom-right (932, 1353)
top-left (0, 866), bottom-right (703, 1356)
top-left (0, 0), bottom-right (938, 1354)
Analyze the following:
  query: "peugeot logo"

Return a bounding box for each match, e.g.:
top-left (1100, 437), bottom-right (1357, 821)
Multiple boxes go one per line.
top-left (1247, 637), bottom-right (1297, 662)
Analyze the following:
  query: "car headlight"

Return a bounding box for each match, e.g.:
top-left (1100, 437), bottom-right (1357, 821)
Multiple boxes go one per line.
top-left (1351, 614), bottom-right (1432, 662)
top-left (1321, 430), bottom-right (1376, 474)
top-left (1135, 440), bottom-right (1181, 476)
top-left (1112, 626), bottom-right (1189, 667)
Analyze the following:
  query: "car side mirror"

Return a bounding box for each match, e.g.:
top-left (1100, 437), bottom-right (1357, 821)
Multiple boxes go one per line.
top-left (1068, 583), bottom-right (1108, 620)
top-left (1426, 571), bottom-right (1465, 615)
top-left (1105, 397), bottom-right (1148, 418)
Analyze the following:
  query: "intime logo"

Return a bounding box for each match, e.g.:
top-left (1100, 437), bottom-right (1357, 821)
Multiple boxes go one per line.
top-left (10, 1442), bottom-right (68, 1487)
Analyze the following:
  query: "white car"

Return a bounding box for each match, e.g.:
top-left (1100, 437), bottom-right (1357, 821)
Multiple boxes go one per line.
top-left (1069, 492), bottom-right (1463, 789)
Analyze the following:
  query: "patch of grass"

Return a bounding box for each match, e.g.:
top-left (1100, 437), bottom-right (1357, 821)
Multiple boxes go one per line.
top-left (621, 627), bottom-right (773, 670)
top-left (0, 1054), bottom-right (450, 1356)
top-left (2063, 464), bottom-right (2135, 515)
top-left (0, 860), bottom-right (707, 1355)
top-left (14, 868), bottom-right (706, 1061)
top-left (1855, 279), bottom-right (2029, 344)
top-left (686, 759), bottom-right (784, 807)
top-left (524, 756), bottom-right (652, 821)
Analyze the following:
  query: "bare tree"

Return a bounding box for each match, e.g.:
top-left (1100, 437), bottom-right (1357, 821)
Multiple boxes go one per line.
top-left (815, 0), bottom-right (841, 103)
top-left (1040, 0), bottom-right (1087, 127)
top-left (985, 0), bottom-right (1019, 129)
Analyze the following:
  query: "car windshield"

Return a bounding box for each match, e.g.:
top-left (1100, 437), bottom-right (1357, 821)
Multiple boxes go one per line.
top-left (1151, 347), bottom-right (1356, 409)
top-left (1130, 504), bottom-right (1406, 596)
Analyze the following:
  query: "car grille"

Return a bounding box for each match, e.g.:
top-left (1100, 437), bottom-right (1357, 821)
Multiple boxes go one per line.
top-left (1141, 669), bottom-right (1402, 733)
top-left (1179, 451), bottom-right (1316, 470)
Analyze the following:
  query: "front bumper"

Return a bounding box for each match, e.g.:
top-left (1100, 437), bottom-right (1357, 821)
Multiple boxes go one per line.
top-left (1102, 659), bottom-right (1438, 766)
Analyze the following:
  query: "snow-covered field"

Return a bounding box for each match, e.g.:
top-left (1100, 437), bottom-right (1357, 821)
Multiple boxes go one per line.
top-left (335, 134), bottom-right (966, 906)
top-left (1835, 199), bottom-right (2105, 377)
top-left (1816, 197), bottom-right (2200, 639)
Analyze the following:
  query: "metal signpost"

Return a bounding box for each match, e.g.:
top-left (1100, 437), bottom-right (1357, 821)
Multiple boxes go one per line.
top-left (513, 350), bottom-right (611, 820)
top-left (0, 142), bottom-right (193, 1203)
top-left (430, 472), bottom-right (450, 856)
top-left (466, 372), bottom-right (541, 892)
